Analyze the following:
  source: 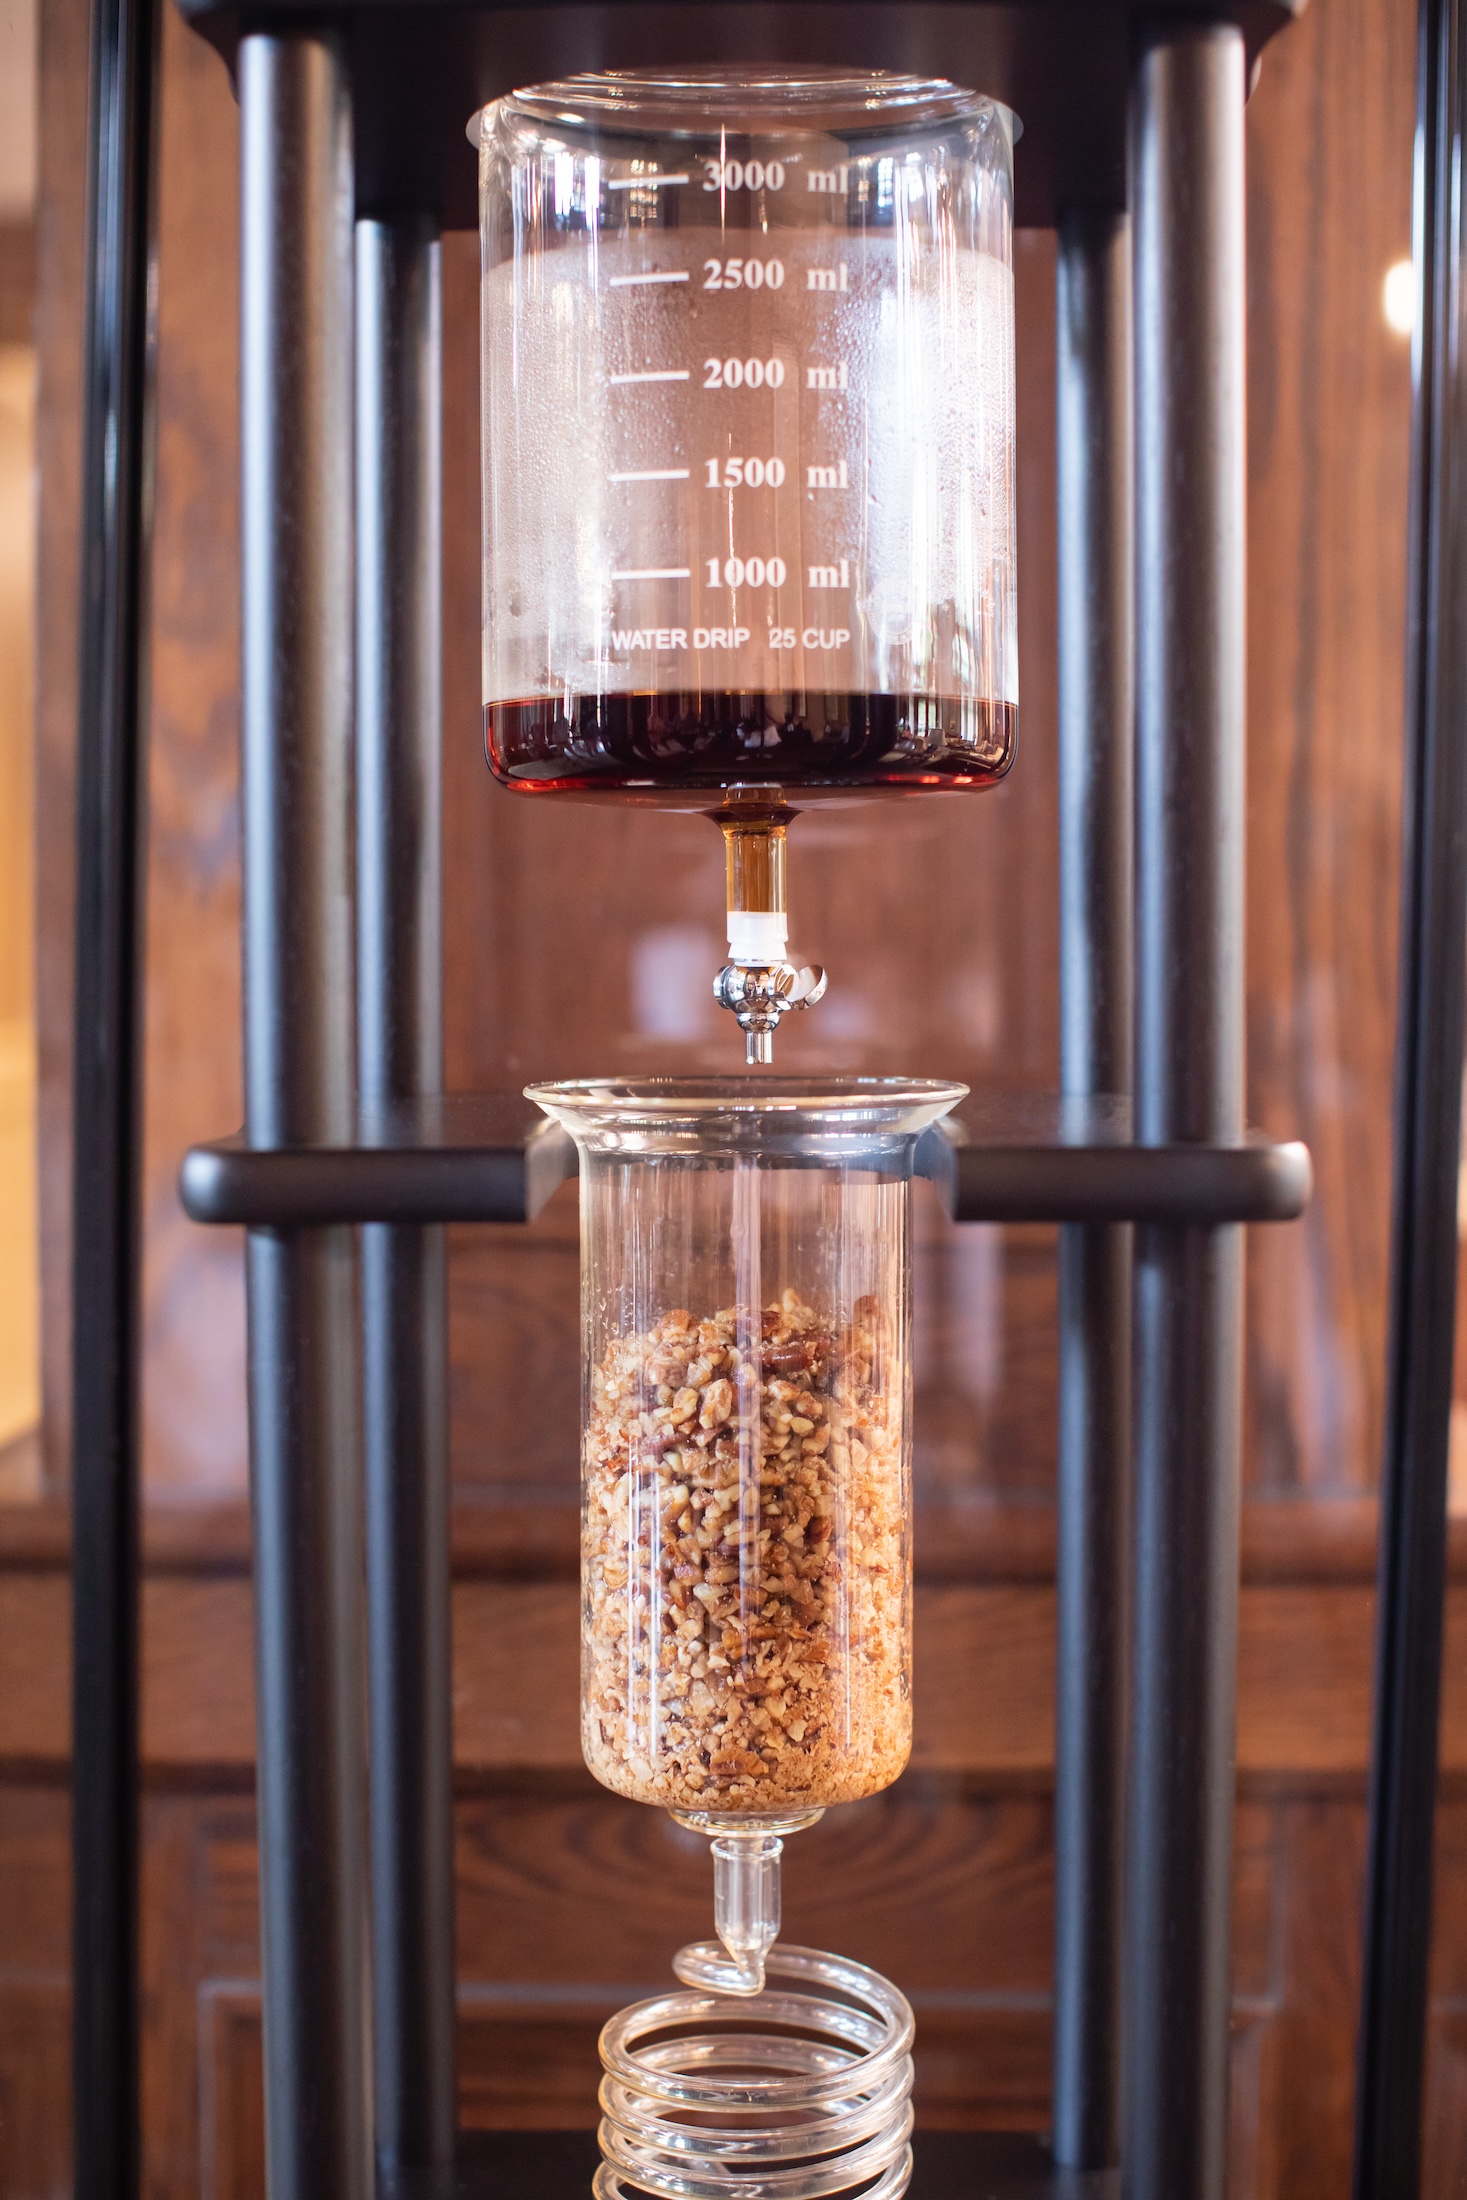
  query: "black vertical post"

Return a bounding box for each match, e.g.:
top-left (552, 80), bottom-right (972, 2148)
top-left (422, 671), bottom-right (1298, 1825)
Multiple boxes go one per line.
top-left (1354, 1), bottom-right (1467, 2191)
top-left (71, 0), bottom-right (160, 2188)
top-left (356, 217), bottom-right (456, 2185)
top-left (239, 36), bottom-right (370, 2200)
top-left (1052, 209), bottom-right (1133, 2174)
top-left (1126, 28), bottom-right (1247, 2200)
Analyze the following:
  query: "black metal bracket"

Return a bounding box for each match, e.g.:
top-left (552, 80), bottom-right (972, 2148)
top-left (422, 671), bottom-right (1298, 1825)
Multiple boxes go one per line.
top-left (930, 1127), bottom-right (1311, 1225)
top-left (171, 0), bottom-right (1302, 231)
top-left (178, 1093), bottom-right (1311, 1230)
top-left (179, 1097), bottom-right (577, 1226)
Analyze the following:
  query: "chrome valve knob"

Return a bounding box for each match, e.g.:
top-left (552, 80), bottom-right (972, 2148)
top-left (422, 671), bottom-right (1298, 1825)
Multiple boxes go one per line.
top-left (714, 958), bottom-right (828, 1064)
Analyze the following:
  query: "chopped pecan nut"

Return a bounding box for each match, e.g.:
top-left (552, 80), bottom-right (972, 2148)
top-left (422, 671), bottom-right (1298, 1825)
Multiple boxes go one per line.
top-left (581, 1290), bottom-right (909, 1812)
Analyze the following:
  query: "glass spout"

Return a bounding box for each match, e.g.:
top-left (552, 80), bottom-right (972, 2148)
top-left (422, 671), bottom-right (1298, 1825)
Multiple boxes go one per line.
top-left (713, 1831), bottom-right (782, 1993)
top-left (669, 1806), bottom-right (826, 1996)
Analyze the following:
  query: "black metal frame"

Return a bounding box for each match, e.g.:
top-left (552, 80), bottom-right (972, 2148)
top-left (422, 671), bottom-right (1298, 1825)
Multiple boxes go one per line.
top-left (83, 0), bottom-right (1467, 2192)
top-left (238, 37), bottom-right (371, 2200)
top-left (1052, 204), bottom-right (1133, 2172)
top-left (70, 0), bottom-right (161, 2192)
top-left (1354, 0), bottom-right (1467, 2191)
top-left (1125, 35), bottom-right (1248, 2197)
top-left (356, 212), bottom-right (457, 2183)
top-left (174, 0), bottom-right (1302, 231)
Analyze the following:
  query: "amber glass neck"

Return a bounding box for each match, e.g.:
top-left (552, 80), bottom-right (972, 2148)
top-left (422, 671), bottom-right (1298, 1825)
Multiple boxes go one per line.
top-left (717, 791), bottom-right (792, 917)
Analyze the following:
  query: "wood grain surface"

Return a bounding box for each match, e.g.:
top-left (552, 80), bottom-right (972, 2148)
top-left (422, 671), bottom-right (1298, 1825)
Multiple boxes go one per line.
top-left (4, 1565), bottom-right (1466, 1788)
top-left (8, 1779), bottom-right (1467, 2196)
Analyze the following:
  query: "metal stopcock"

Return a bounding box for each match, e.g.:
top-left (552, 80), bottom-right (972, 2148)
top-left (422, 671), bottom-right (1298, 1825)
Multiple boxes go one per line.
top-left (713, 959), bottom-right (828, 1065)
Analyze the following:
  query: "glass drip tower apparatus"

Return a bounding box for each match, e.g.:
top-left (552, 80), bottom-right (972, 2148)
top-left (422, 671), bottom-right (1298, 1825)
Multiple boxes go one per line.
top-left (159, 1), bottom-right (1310, 2193)
top-left (479, 68), bottom-right (1018, 1060)
top-left (481, 58), bottom-right (1015, 2200)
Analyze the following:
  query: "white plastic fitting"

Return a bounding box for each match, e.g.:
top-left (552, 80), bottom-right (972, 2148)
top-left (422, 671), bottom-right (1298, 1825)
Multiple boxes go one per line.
top-left (726, 909), bottom-right (790, 966)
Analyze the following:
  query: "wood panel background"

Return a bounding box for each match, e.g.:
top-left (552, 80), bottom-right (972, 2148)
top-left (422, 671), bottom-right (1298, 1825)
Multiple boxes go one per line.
top-left (5, 0), bottom-right (1448, 2191)
top-left (6, 1544), bottom-right (1467, 2197)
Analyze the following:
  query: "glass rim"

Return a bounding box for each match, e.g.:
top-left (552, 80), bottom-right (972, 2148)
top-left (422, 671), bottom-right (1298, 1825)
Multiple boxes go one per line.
top-left (470, 71), bottom-right (1020, 147)
top-left (525, 1073), bottom-right (968, 1124)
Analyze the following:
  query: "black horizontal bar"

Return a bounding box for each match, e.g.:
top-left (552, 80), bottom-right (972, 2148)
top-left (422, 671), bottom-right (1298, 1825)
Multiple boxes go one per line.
top-left (935, 1133), bottom-right (1311, 1225)
top-left (178, 1094), bottom-right (1310, 1230)
top-left (180, 1125), bottom-right (575, 1226)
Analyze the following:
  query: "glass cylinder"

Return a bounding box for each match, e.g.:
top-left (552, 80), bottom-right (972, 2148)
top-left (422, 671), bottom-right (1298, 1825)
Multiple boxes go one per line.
top-left (526, 1077), bottom-right (966, 1815)
top-left (478, 72), bottom-right (1017, 801)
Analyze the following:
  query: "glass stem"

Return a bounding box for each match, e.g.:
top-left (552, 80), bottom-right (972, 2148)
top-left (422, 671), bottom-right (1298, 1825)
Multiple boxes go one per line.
top-left (669, 1809), bottom-right (821, 1998)
top-left (719, 796), bottom-right (791, 1067)
top-left (719, 794), bottom-right (791, 935)
top-left (712, 1831), bottom-right (783, 1993)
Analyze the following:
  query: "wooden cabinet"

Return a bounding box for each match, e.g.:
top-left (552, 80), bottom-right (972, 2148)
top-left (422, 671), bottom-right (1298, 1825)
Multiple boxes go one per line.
top-left (10, 1520), bottom-right (1467, 2193)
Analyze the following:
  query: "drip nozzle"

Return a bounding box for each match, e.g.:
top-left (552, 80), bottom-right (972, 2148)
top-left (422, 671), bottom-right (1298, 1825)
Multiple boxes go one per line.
top-left (671, 1831), bottom-right (783, 1997)
top-left (713, 796), bottom-right (827, 1064)
top-left (673, 1821), bottom-right (787, 1997)
top-left (668, 1805), bottom-right (825, 1999)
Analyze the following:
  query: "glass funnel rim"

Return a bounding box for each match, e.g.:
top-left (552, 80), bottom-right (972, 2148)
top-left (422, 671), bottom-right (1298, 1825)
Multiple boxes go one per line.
top-left (525, 1073), bottom-right (967, 1154)
top-left (527, 1072), bottom-right (966, 1112)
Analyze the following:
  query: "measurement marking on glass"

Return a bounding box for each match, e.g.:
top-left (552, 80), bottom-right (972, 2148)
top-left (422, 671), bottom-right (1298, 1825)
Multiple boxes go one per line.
top-left (611, 567), bottom-right (692, 581)
top-left (609, 271), bottom-right (690, 288)
top-left (607, 173), bottom-right (690, 190)
top-left (609, 369), bottom-right (691, 385)
top-left (609, 469), bottom-right (691, 482)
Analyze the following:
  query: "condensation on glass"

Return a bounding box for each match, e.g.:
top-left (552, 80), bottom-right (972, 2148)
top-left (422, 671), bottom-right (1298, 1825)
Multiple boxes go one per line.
top-left (477, 72), bottom-right (1018, 802)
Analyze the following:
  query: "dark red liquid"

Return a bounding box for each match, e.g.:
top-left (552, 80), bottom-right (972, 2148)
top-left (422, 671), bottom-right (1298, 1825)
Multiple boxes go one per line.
top-left (485, 692), bottom-right (1017, 801)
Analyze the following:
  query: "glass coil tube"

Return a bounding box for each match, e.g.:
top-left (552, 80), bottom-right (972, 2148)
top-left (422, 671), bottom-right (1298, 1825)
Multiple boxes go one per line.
top-left (595, 1943), bottom-right (917, 2200)
top-left (478, 73), bottom-right (1018, 802)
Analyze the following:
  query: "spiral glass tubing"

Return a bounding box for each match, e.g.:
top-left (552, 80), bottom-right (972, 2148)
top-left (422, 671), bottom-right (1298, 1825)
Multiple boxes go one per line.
top-left (595, 1943), bottom-right (916, 2200)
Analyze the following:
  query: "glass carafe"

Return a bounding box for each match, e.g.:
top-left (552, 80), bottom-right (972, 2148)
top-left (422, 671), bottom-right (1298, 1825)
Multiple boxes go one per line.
top-left (479, 73), bottom-right (1018, 801)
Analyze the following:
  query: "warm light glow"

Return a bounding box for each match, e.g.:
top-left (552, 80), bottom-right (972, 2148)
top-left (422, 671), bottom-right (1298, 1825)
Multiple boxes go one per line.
top-left (1384, 257), bottom-right (1416, 337)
